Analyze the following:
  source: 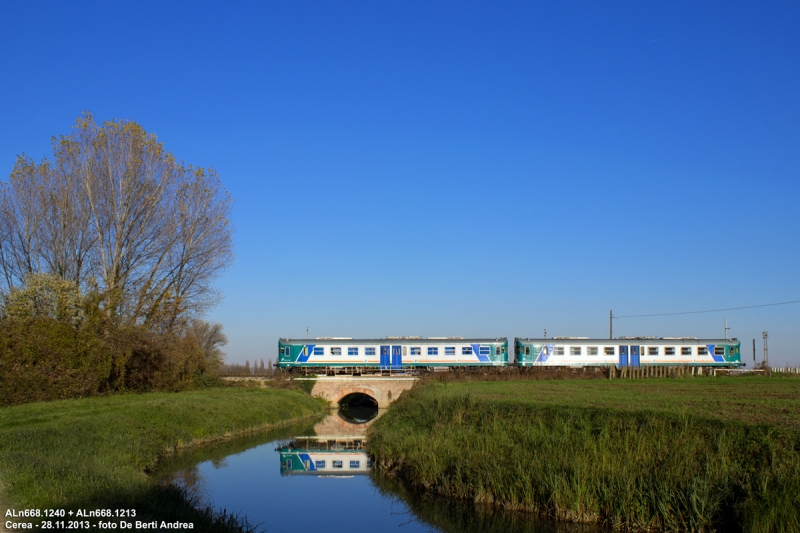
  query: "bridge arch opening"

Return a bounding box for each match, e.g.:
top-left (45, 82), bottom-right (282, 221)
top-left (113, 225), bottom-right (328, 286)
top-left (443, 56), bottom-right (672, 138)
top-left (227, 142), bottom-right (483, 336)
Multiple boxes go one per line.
top-left (338, 392), bottom-right (378, 423)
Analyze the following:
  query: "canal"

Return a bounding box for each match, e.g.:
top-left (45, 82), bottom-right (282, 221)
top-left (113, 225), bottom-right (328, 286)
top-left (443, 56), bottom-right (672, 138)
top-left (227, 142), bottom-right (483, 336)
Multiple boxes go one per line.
top-left (157, 400), bottom-right (599, 533)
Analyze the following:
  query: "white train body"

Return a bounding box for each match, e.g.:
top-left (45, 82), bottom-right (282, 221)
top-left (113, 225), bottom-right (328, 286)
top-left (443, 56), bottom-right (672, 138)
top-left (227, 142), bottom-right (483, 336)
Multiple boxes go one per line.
top-left (515, 337), bottom-right (743, 368)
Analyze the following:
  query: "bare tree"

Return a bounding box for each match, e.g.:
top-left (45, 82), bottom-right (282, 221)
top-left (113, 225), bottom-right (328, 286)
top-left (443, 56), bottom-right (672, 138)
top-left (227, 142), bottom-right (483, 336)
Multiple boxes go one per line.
top-left (0, 113), bottom-right (234, 330)
top-left (188, 319), bottom-right (228, 363)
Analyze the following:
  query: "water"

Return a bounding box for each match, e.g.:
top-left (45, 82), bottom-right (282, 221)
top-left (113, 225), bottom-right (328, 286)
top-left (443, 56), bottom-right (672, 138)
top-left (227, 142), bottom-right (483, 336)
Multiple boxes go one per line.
top-left (158, 407), bottom-right (599, 533)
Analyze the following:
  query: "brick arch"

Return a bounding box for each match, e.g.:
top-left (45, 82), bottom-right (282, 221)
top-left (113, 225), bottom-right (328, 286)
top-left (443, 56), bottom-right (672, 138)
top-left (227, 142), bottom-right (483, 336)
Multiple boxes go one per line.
top-left (334, 387), bottom-right (379, 405)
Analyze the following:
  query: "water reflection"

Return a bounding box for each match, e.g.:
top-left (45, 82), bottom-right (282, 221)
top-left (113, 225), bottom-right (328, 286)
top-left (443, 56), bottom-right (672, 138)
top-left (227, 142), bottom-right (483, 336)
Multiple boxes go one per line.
top-left (278, 403), bottom-right (379, 477)
top-left (279, 436), bottom-right (370, 476)
top-left (158, 408), bottom-right (602, 532)
top-left (374, 475), bottom-right (600, 533)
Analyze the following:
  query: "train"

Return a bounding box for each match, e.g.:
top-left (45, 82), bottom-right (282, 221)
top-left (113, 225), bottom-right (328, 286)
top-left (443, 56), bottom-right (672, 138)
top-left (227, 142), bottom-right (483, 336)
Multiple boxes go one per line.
top-left (277, 335), bottom-right (743, 373)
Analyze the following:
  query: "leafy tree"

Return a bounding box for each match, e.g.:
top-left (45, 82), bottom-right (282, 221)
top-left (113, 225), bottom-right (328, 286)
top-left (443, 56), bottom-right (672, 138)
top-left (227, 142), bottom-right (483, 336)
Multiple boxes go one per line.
top-left (3, 273), bottom-right (82, 323)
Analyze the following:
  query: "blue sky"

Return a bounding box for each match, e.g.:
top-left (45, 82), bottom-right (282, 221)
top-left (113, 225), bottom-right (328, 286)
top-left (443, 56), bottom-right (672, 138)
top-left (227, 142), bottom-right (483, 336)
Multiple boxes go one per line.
top-left (1, 2), bottom-right (798, 365)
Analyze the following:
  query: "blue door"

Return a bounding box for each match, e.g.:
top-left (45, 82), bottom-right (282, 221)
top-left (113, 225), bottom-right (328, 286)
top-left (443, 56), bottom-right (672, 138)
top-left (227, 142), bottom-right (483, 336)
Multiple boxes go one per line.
top-left (631, 345), bottom-right (640, 367)
top-left (380, 345), bottom-right (390, 370)
top-left (619, 345), bottom-right (628, 367)
top-left (391, 345), bottom-right (402, 369)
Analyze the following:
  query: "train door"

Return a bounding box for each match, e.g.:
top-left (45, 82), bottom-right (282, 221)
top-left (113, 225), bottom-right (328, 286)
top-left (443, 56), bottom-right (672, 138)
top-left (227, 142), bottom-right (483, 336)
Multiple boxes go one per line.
top-left (631, 345), bottom-right (640, 367)
top-left (380, 346), bottom-right (390, 370)
top-left (619, 345), bottom-right (629, 367)
top-left (391, 345), bottom-right (402, 369)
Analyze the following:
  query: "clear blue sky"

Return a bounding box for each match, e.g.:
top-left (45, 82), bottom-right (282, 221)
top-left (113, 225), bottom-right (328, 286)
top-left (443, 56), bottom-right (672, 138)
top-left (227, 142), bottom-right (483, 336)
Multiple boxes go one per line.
top-left (2, 2), bottom-right (798, 366)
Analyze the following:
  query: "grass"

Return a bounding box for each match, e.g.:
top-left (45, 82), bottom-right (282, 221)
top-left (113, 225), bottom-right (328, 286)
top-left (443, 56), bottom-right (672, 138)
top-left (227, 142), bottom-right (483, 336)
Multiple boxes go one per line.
top-left (0, 387), bottom-right (328, 531)
top-left (424, 374), bottom-right (800, 431)
top-left (368, 376), bottom-right (800, 532)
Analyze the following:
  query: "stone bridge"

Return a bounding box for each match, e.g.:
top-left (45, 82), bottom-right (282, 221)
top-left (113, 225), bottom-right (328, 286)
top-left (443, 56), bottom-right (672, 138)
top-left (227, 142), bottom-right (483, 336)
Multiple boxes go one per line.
top-left (301, 376), bottom-right (417, 408)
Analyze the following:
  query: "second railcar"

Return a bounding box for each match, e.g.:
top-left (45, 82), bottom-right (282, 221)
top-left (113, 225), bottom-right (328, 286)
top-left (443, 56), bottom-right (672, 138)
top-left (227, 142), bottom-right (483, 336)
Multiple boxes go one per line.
top-left (515, 337), bottom-right (742, 368)
top-left (278, 336), bottom-right (509, 372)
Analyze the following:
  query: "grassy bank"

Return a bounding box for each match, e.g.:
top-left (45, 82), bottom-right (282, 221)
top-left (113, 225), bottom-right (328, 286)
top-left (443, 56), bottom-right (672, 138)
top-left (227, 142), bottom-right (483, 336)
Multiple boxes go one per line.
top-left (0, 387), bottom-right (328, 531)
top-left (369, 377), bottom-right (800, 532)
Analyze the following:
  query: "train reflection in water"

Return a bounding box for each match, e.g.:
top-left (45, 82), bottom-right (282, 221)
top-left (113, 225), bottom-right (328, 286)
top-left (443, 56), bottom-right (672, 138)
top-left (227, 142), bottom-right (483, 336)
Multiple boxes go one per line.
top-left (279, 398), bottom-right (381, 478)
top-left (279, 436), bottom-right (371, 477)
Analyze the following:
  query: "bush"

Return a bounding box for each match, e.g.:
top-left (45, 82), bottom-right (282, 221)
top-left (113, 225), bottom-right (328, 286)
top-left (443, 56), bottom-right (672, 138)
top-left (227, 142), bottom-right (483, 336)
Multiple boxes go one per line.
top-left (0, 316), bottom-right (221, 406)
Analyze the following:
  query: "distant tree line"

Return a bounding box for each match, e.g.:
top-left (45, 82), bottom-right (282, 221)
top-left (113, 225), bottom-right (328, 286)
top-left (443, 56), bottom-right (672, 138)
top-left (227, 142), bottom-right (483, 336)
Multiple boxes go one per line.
top-left (219, 359), bottom-right (276, 376)
top-left (0, 114), bottom-right (234, 406)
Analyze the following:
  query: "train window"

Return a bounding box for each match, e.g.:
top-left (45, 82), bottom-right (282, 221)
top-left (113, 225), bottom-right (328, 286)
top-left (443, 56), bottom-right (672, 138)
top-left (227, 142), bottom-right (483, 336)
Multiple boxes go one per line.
top-left (365, 347), bottom-right (376, 355)
top-left (349, 460), bottom-right (360, 468)
top-left (588, 347), bottom-right (598, 355)
top-left (410, 347), bottom-right (421, 355)
top-left (313, 347), bottom-right (324, 355)
top-left (315, 460), bottom-right (325, 469)
top-left (681, 347), bottom-right (691, 355)
top-left (570, 347), bottom-right (581, 356)
top-left (714, 346), bottom-right (725, 355)
top-left (697, 346), bottom-right (707, 355)
top-left (554, 347), bottom-right (565, 356)
top-left (604, 346), bottom-right (615, 355)
top-left (446, 347), bottom-right (455, 355)
top-left (648, 347), bottom-right (659, 356)
top-left (332, 461), bottom-right (343, 469)
top-left (331, 347), bottom-right (342, 356)
top-left (428, 347), bottom-right (438, 355)
top-left (525, 347), bottom-right (530, 355)
top-left (462, 346), bottom-right (473, 355)
top-left (348, 347), bottom-right (359, 356)
top-left (665, 347), bottom-right (675, 355)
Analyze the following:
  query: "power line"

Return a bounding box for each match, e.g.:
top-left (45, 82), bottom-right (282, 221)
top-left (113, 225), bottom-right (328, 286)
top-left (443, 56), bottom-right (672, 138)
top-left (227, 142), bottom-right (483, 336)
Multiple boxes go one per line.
top-left (614, 299), bottom-right (800, 319)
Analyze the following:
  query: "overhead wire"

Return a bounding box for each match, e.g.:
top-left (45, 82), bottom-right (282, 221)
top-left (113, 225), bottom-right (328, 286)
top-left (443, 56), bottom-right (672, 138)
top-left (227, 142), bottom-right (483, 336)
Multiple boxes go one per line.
top-left (614, 299), bottom-right (800, 319)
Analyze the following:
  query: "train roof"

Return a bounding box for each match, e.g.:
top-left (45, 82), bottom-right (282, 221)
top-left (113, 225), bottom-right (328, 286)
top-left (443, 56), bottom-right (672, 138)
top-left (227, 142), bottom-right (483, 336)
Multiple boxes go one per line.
top-left (516, 337), bottom-right (739, 345)
top-left (280, 337), bottom-right (507, 344)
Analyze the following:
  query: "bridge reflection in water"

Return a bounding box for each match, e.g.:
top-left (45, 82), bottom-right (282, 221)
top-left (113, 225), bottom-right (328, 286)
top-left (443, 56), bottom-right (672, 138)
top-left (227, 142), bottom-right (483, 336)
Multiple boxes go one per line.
top-left (279, 397), bottom-right (381, 478)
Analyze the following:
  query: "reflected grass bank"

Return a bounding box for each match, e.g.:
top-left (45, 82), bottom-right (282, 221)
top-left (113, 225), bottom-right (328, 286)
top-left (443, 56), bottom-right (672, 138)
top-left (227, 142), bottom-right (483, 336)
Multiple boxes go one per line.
top-left (373, 473), bottom-right (601, 533)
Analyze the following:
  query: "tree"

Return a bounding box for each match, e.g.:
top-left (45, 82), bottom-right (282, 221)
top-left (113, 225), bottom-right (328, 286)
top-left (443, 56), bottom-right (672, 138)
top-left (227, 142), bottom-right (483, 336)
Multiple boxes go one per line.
top-left (188, 319), bottom-right (227, 363)
top-left (0, 113), bottom-right (233, 331)
top-left (3, 273), bottom-right (82, 323)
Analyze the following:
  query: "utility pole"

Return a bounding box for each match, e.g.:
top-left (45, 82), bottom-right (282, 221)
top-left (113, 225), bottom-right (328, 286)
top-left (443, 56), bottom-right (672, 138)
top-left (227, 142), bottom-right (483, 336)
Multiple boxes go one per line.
top-left (762, 331), bottom-right (769, 368)
top-left (752, 339), bottom-right (756, 363)
top-left (609, 310), bottom-right (613, 339)
top-left (724, 318), bottom-right (730, 340)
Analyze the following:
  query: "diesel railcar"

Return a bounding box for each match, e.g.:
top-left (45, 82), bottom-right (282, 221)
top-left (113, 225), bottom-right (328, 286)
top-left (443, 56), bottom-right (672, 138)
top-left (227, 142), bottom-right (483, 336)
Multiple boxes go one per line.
top-left (515, 337), bottom-right (743, 368)
top-left (277, 336), bottom-right (509, 373)
top-left (279, 447), bottom-right (370, 476)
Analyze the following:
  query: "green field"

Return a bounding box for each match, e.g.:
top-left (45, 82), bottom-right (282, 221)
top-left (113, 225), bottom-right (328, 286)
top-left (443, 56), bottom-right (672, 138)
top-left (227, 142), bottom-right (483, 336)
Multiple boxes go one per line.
top-left (368, 376), bottom-right (800, 532)
top-left (426, 376), bottom-right (800, 431)
top-left (0, 387), bottom-right (328, 531)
